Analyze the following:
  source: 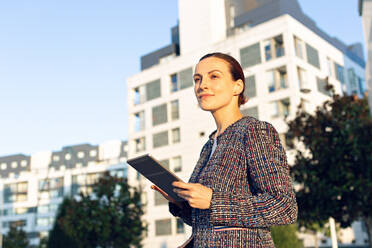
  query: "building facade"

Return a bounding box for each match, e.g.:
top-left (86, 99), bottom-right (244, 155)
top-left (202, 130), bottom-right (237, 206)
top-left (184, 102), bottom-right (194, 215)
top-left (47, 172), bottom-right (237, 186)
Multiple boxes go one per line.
top-left (0, 140), bottom-right (128, 247)
top-left (127, 0), bottom-right (367, 247)
top-left (359, 0), bottom-right (372, 115)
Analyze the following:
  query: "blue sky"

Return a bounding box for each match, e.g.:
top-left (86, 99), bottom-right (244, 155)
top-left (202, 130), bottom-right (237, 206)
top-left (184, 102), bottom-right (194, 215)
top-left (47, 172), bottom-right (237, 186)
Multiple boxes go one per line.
top-left (0, 0), bottom-right (365, 156)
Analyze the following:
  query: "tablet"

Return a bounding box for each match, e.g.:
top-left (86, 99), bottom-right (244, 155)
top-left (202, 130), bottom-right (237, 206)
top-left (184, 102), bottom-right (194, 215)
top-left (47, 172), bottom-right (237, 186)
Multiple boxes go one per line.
top-left (127, 154), bottom-right (186, 202)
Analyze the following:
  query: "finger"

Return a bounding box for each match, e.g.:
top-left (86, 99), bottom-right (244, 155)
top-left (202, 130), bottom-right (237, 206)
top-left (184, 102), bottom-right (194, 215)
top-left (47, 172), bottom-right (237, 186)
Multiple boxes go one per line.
top-left (152, 185), bottom-right (169, 197)
top-left (172, 181), bottom-right (193, 189)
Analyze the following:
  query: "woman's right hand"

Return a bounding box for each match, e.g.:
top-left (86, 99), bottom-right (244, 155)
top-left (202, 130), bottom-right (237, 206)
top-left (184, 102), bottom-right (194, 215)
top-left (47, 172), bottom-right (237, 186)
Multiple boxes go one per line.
top-left (151, 185), bottom-right (182, 208)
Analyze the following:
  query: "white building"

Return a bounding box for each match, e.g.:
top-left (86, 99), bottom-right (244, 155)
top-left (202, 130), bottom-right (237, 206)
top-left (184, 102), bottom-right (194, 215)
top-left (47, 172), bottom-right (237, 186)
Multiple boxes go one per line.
top-left (359, 0), bottom-right (372, 115)
top-left (127, 0), bottom-right (367, 247)
top-left (0, 140), bottom-right (128, 247)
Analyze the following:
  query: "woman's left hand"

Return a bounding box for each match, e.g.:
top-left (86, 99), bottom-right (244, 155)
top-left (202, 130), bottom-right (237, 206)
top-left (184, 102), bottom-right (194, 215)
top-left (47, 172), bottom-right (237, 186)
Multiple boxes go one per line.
top-left (172, 181), bottom-right (213, 209)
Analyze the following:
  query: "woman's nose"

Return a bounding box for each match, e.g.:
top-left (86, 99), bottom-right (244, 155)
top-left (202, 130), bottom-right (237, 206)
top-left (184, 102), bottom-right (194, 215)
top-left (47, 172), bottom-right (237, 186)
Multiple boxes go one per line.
top-left (199, 77), bottom-right (209, 90)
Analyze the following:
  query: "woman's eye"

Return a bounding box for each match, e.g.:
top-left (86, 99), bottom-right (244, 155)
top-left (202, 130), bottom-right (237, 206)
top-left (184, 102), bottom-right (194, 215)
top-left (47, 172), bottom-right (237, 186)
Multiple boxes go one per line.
top-left (211, 74), bottom-right (218, 79)
top-left (194, 78), bottom-right (200, 83)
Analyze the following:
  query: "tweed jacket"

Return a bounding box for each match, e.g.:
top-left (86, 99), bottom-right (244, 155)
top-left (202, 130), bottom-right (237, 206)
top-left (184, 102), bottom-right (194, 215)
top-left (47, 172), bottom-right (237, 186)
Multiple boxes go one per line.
top-left (169, 116), bottom-right (297, 248)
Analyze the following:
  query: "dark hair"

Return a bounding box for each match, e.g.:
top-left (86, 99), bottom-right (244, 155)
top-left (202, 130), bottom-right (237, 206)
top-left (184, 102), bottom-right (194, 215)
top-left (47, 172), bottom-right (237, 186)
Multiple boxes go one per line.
top-left (199, 52), bottom-right (248, 106)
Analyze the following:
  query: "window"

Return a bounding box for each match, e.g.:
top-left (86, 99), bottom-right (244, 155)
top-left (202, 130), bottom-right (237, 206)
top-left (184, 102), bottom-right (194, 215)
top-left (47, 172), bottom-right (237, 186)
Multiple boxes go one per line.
top-left (65, 154), bottom-right (71, 160)
top-left (152, 104), bottom-right (168, 126)
top-left (134, 111), bottom-right (145, 131)
top-left (297, 67), bottom-right (309, 92)
top-left (244, 75), bottom-right (256, 98)
top-left (305, 44), bottom-right (320, 68)
top-left (170, 100), bottom-right (179, 120)
top-left (146, 79), bottom-right (161, 101)
top-left (317, 77), bottom-right (331, 96)
top-left (53, 155), bottom-right (60, 162)
top-left (153, 131), bottom-right (169, 148)
top-left (171, 128), bottom-right (181, 143)
top-left (267, 66), bottom-right (288, 92)
top-left (39, 177), bottom-right (64, 200)
top-left (241, 106), bottom-right (259, 119)
top-left (90, 150), bottom-right (97, 157)
top-left (3, 220), bottom-right (26, 229)
top-left (240, 43), bottom-right (261, 68)
top-left (358, 77), bottom-right (365, 95)
top-left (348, 68), bottom-right (358, 94)
top-left (176, 219), bottom-right (185, 234)
top-left (334, 63), bottom-right (345, 84)
top-left (155, 219), bottom-right (172, 236)
top-left (77, 151), bottom-right (85, 159)
top-left (170, 68), bottom-right (193, 92)
top-left (3, 182), bottom-right (28, 203)
top-left (154, 191), bottom-right (168, 206)
top-left (71, 172), bottom-right (103, 195)
top-left (133, 86), bottom-right (145, 105)
top-left (37, 205), bottom-right (49, 214)
top-left (172, 156), bottom-right (182, 172)
top-left (159, 159), bottom-right (170, 170)
top-left (294, 36), bottom-right (304, 59)
top-left (1, 163), bottom-right (7, 170)
top-left (135, 137), bottom-right (146, 153)
top-left (327, 57), bottom-right (333, 77)
top-left (20, 160), bottom-right (27, 167)
top-left (279, 133), bottom-right (294, 150)
top-left (37, 217), bottom-right (54, 227)
top-left (170, 73), bottom-right (178, 92)
top-left (263, 34), bottom-right (284, 61)
top-left (270, 98), bottom-right (290, 118)
top-left (11, 161), bottom-right (17, 169)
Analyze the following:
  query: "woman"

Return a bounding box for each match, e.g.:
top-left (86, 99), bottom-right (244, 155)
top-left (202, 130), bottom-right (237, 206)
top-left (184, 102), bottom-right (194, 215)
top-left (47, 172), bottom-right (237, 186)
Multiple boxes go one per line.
top-left (152, 52), bottom-right (297, 247)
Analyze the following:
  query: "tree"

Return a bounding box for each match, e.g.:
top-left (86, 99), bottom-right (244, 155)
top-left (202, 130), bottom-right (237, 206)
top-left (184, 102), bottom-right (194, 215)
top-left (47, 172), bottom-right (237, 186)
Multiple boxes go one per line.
top-left (271, 224), bottom-right (303, 248)
top-left (48, 172), bottom-right (146, 248)
top-left (47, 198), bottom-right (78, 248)
top-left (2, 225), bottom-right (29, 248)
top-left (287, 88), bottom-right (372, 247)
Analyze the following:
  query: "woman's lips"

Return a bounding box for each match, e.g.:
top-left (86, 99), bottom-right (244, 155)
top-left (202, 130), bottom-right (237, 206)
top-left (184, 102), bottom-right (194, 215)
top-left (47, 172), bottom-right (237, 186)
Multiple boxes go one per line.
top-left (199, 94), bottom-right (213, 99)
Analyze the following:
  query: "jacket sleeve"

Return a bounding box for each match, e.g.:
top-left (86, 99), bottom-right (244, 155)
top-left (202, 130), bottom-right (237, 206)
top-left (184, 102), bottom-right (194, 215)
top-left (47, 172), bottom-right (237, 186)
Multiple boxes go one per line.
top-left (169, 202), bottom-right (192, 226)
top-left (209, 121), bottom-right (297, 228)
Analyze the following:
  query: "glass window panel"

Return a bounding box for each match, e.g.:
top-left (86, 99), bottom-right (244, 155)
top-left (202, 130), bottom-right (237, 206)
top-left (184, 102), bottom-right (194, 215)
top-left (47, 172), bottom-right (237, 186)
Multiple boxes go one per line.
top-left (170, 100), bottom-right (179, 120)
top-left (170, 73), bottom-right (178, 92)
top-left (274, 35), bottom-right (284, 58)
top-left (146, 79), bottom-right (161, 101)
top-left (245, 75), bottom-right (256, 98)
top-left (155, 219), bottom-right (172, 236)
top-left (317, 77), bottom-right (331, 96)
top-left (159, 159), bottom-right (170, 170)
top-left (267, 70), bottom-right (275, 92)
top-left (171, 128), bottom-right (181, 143)
top-left (240, 43), bottom-right (261, 68)
top-left (172, 156), bottom-right (182, 172)
top-left (176, 219), bottom-right (185, 234)
top-left (294, 36), bottom-right (304, 59)
top-left (297, 67), bottom-right (309, 91)
top-left (135, 137), bottom-right (146, 152)
top-left (306, 43), bottom-right (320, 68)
top-left (154, 191), bottom-right (168, 206)
top-left (153, 131), bottom-right (169, 148)
top-left (152, 104), bottom-right (168, 126)
top-left (263, 40), bottom-right (272, 61)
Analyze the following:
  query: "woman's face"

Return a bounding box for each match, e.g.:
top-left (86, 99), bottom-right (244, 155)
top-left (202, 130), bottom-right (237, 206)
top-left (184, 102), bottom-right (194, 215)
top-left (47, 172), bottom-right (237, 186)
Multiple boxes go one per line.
top-left (193, 57), bottom-right (241, 112)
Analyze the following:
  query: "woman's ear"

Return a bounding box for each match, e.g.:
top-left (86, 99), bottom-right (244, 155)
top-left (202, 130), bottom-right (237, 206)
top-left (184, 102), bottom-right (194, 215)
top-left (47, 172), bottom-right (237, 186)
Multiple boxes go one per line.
top-left (233, 79), bottom-right (244, 96)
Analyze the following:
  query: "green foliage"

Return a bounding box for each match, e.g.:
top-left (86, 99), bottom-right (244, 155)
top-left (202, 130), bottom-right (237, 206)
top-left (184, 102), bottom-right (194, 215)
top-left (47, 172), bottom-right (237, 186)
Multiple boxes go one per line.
top-left (2, 225), bottom-right (29, 248)
top-left (47, 172), bottom-right (146, 248)
top-left (47, 198), bottom-right (79, 248)
top-left (271, 224), bottom-right (303, 248)
top-left (287, 89), bottom-right (372, 240)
